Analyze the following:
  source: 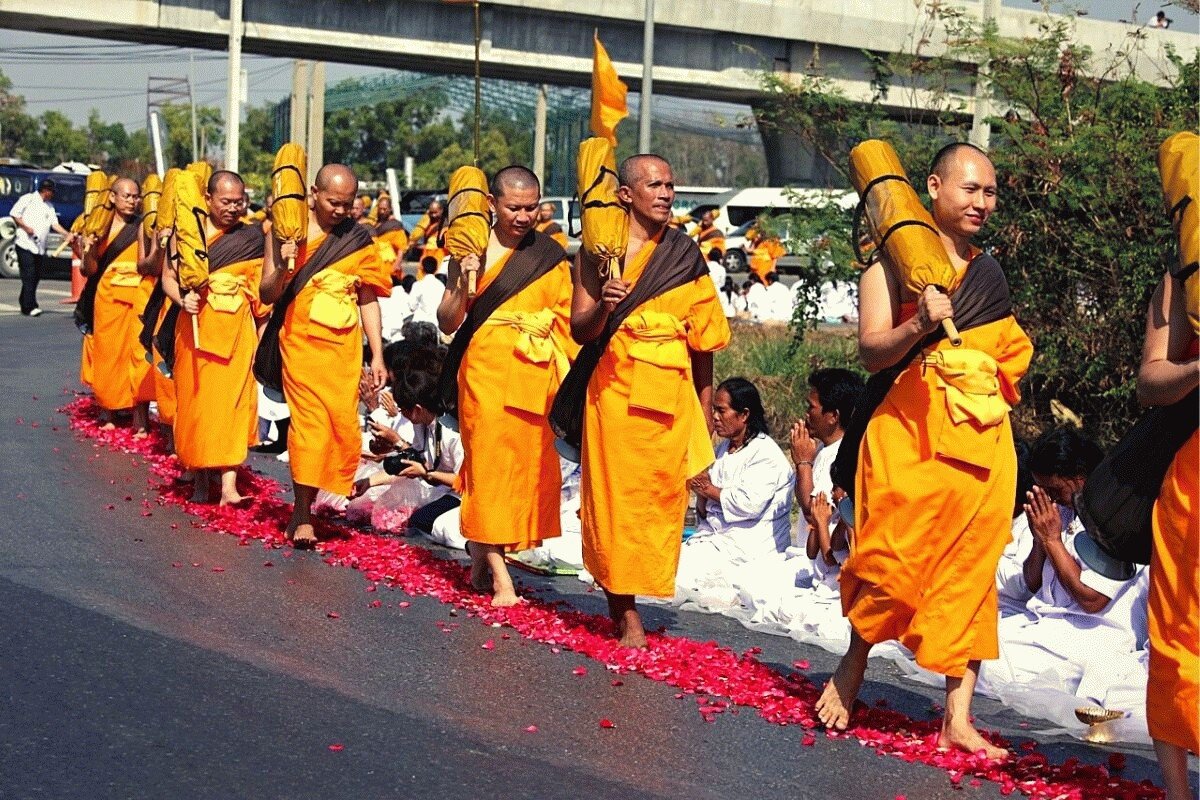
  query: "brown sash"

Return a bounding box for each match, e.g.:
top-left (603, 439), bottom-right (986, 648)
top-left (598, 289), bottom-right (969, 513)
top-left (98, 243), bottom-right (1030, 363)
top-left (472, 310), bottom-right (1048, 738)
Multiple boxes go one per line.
top-left (150, 222), bottom-right (266, 374)
top-left (253, 219), bottom-right (375, 396)
top-left (75, 215), bottom-right (142, 334)
top-left (437, 230), bottom-right (567, 418)
top-left (549, 226), bottom-right (707, 453)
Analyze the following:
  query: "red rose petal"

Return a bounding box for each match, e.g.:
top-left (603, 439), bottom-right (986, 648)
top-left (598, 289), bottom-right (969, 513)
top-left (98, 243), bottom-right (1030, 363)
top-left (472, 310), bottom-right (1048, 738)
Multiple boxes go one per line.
top-left (598, 719), bottom-right (615, 729)
top-left (524, 725), bottom-right (538, 733)
top-left (57, 396), bottom-right (1161, 800)
top-left (481, 640), bottom-right (495, 650)
top-left (326, 611), bottom-right (340, 619)
top-left (327, 743), bottom-right (344, 752)
top-left (572, 666), bottom-right (588, 676)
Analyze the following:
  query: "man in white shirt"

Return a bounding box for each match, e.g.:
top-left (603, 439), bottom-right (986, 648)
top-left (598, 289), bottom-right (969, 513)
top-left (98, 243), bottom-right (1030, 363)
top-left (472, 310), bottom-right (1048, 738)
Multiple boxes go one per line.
top-left (11, 178), bottom-right (74, 316)
top-left (408, 255), bottom-right (445, 327)
top-left (706, 247), bottom-right (727, 295)
top-left (761, 271), bottom-right (794, 323)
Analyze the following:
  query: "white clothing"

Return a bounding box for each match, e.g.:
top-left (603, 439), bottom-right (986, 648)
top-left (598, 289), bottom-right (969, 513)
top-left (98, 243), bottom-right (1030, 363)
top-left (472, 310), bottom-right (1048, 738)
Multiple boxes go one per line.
top-left (707, 261), bottom-right (727, 295)
top-left (982, 512), bottom-right (1148, 689)
top-left (718, 290), bottom-right (737, 319)
top-left (377, 287), bottom-right (412, 342)
top-left (761, 282), bottom-right (794, 322)
top-left (746, 283), bottom-right (768, 320)
top-left (672, 434), bottom-right (794, 610)
top-left (11, 192), bottom-right (60, 255)
top-left (816, 281), bottom-right (858, 323)
top-left (409, 273), bottom-right (444, 326)
top-left (996, 512), bottom-right (1038, 615)
top-left (732, 293), bottom-right (748, 315)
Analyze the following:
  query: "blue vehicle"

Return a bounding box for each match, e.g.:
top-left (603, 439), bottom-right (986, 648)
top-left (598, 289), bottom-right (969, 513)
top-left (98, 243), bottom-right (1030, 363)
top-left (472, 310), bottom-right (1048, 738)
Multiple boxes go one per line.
top-left (0, 165), bottom-right (88, 279)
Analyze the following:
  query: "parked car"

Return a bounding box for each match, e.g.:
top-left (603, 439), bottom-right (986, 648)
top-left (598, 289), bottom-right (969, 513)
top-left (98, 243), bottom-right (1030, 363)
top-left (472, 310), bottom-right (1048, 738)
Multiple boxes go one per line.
top-left (539, 195), bottom-right (581, 256)
top-left (0, 166), bottom-right (87, 279)
top-left (396, 188), bottom-right (447, 234)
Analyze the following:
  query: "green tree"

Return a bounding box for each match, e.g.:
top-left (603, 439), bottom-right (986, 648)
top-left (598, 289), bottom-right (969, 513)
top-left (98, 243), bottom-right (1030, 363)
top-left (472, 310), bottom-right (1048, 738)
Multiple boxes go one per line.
top-left (759, 9), bottom-right (1199, 444)
top-left (157, 102), bottom-right (223, 168)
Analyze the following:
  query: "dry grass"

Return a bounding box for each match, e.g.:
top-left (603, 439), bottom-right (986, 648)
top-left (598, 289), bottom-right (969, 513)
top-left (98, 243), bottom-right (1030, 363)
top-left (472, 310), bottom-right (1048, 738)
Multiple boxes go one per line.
top-left (714, 322), bottom-right (863, 442)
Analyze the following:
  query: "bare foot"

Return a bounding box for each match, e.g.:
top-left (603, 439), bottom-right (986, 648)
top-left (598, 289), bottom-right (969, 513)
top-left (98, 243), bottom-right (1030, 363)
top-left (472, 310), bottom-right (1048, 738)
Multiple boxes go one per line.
top-left (99, 421), bottom-right (116, 431)
top-left (289, 522), bottom-right (318, 550)
top-left (467, 544), bottom-right (491, 593)
top-left (614, 609), bottom-right (648, 649)
top-left (491, 588), bottom-right (523, 607)
top-left (219, 491), bottom-right (249, 507)
top-left (816, 661), bottom-right (865, 730)
top-left (938, 720), bottom-right (1008, 761)
top-left (132, 428), bottom-right (149, 439)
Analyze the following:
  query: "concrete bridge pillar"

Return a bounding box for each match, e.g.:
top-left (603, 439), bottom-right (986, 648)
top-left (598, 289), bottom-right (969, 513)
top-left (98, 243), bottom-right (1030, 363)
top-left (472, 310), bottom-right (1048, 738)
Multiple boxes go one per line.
top-left (753, 99), bottom-right (842, 189)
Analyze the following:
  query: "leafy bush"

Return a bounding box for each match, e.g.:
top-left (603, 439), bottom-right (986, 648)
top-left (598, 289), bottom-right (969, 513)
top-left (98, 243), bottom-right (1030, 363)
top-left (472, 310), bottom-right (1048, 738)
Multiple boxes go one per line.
top-left (757, 9), bottom-right (1198, 445)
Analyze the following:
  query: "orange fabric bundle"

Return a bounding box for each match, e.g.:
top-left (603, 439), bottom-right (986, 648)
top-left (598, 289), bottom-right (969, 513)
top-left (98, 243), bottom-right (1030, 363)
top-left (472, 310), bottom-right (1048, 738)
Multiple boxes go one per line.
top-left (83, 174), bottom-right (118, 245)
top-left (444, 166), bottom-right (491, 259)
top-left (850, 139), bottom-right (962, 343)
top-left (577, 137), bottom-right (628, 279)
top-left (1157, 131), bottom-right (1199, 334)
top-left (174, 170), bottom-right (210, 293)
top-left (186, 160), bottom-right (212, 191)
top-left (140, 173), bottom-right (162, 239)
top-left (271, 143), bottom-right (308, 272)
top-left (156, 168), bottom-right (183, 245)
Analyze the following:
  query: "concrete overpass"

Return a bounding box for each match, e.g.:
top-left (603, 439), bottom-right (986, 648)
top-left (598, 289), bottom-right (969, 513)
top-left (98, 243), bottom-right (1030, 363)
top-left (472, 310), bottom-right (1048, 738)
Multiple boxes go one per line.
top-left (3, 0), bottom-right (1195, 183)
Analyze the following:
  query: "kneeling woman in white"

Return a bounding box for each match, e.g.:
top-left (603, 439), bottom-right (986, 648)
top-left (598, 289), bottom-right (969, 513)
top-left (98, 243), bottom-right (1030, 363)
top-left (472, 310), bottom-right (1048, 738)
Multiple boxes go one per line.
top-left (674, 377), bottom-right (794, 610)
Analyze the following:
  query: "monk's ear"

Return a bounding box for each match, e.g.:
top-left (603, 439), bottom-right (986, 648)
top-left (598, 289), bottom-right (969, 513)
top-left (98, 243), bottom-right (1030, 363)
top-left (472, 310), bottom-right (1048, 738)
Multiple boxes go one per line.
top-left (926, 173), bottom-right (941, 202)
top-left (616, 184), bottom-right (634, 207)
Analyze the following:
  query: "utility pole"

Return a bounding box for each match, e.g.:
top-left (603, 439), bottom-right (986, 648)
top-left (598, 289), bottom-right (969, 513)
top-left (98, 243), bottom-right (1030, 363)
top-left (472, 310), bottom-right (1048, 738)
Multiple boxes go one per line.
top-left (969, 0), bottom-right (1000, 149)
top-left (189, 55), bottom-right (199, 162)
top-left (533, 84), bottom-right (547, 185)
top-left (638, 0), bottom-right (655, 153)
top-left (224, 0), bottom-right (244, 171)
top-left (306, 62), bottom-right (326, 185)
top-left (290, 60), bottom-right (310, 145)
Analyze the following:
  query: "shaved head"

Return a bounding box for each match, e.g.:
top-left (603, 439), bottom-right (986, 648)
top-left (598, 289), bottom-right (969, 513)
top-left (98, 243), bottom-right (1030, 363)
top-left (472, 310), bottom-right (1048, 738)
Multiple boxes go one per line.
top-left (929, 142), bottom-right (990, 180)
top-left (111, 177), bottom-right (139, 195)
top-left (315, 163), bottom-right (358, 194)
top-left (490, 165), bottom-right (540, 199)
top-left (207, 169), bottom-right (244, 195)
top-left (618, 154), bottom-right (670, 189)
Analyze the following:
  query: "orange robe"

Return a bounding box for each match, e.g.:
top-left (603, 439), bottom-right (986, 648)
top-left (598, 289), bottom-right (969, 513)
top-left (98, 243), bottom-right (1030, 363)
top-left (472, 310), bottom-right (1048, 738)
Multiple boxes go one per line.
top-left (580, 236), bottom-right (732, 597)
top-left (692, 226), bottom-right (726, 259)
top-left (418, 221), bottom-right (447, 269)
top-left (456, 250), bottom-right (574, 550)
top-left (749, 238), bottom-right (784, 282)
top-left (535, 220), bottom-right (569, 249)
top-left (373, 222), bottom-right (409, 271)
top-left (90, 223), bottom-right (155, 411)
top-left (1147, 424), bottom-right (1199, 752)
top-left (151, 301), bottom-right (176, 426)
top-left (842, 300), bottom-right (1033, 677)
top-left (280, 234), bottom-right (391, 495)
top-left (172, 246), bottom-right (265, 469)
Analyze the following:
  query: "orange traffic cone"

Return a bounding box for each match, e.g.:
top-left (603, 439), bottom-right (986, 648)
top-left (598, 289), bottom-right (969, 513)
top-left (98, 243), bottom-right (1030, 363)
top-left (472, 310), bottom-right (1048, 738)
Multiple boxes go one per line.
top-left (61, 256), bottom-right (85, 304)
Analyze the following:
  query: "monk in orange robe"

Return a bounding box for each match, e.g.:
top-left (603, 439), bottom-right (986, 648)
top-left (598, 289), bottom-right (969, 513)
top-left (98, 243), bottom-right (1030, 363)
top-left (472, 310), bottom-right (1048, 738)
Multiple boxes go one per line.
top-left (565, 154), bottom-right (731, 647)
top-left (438, 166), bottom-right (574, 606)
top-left (259, 164), bottom-right (391, 548)
top-left (161, 171), bottom-right (266, 505)
top-left (1137, 272), bottom-right (1198, 800)
top-left (815, 144), bottom-right (1033, 760)
top-left (747, 228), bottom-right (785, 282)
top-left (690, 210), bottom-right (725, 260)
top-left (409, 200), bottom-right (447, 270)
top-left (79, 177), bottom-right (162, 434)
top-left (535, 201), bottom-right (570, 248)
top-left (371, 195), bottom-right (409, 277)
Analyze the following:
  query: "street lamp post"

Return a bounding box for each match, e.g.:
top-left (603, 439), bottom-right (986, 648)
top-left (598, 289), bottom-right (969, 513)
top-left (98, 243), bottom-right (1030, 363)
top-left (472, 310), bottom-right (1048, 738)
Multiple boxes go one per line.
top-left (638, 0), bottom-right (655, 154)
top-left (225, 0), bottom-right (244, 171)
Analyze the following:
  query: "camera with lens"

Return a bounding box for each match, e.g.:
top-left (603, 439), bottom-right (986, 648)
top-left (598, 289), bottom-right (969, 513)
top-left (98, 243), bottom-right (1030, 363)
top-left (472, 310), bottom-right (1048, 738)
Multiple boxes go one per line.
top-left (383, 447), bottom-right (426, 475)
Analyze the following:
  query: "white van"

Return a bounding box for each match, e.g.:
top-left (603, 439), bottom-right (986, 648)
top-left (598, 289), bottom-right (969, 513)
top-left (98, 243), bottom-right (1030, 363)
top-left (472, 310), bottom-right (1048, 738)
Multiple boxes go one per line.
top-left (694, 187), bottom-right (856, 272)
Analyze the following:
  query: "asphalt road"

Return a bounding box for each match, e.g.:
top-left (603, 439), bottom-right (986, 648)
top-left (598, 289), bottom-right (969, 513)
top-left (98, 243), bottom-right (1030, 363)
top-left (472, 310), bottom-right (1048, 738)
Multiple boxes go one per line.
top-left (0, 276), bottom-right (1172, 800)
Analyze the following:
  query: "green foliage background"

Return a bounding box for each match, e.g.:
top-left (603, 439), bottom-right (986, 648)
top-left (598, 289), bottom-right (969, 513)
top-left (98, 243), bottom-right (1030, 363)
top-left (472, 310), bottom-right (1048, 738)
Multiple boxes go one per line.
top-left (756, 10), bottom-right (1198, 445)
